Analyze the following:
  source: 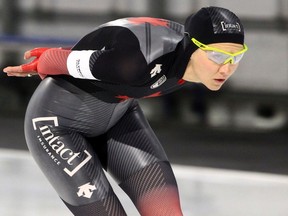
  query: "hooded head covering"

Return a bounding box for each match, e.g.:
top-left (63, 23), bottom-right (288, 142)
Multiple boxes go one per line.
top-left (184, 6), bottom-right (245, 54)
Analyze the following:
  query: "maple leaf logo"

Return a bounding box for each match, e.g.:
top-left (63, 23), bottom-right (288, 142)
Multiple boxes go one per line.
top-left (127, 17), bottom-right (168, 27)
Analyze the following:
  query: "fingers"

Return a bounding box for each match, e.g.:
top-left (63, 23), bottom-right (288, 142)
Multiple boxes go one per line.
top-left (3, 47), bottom-right (50, 78)
top-left (24, 47), bottom-right (50, 59)
top-left (3, 58), bottom-right (38, 73)
top-left (24, 51), bottom-right (31, 60)
top-left (3, 66), bottom-right (23, 73)
top-left (3, 58), bottom-right (38, 77)
top-left (21, 58), bottom-right (39, 71)
top-left (5, 71), bottom-right (38, 77)
top-left (3, 65), bottom-right (32, 77)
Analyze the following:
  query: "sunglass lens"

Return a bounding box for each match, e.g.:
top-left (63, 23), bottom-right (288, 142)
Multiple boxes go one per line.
top-left (207, 51), bottom-right (230, 64)
top-left (234, 53), bottom-right (245, 64)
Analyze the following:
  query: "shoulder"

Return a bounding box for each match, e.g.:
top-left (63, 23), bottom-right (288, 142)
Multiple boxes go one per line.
top-left (73, 17), bottom-right (185, 62)
top-left (104, 17), bottom-right (185, 63)
top-left (101, 17), bottom-right (185, 41)
top-left (73, 19), bottom-right (142, 50)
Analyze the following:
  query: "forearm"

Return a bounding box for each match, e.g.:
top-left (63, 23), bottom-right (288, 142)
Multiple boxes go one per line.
top-left (37, 48), bottom-right (71, 76)
top-left (2, 48), bottom-right (94, 79)
top-left (39, 48), bottom-right (103, 80)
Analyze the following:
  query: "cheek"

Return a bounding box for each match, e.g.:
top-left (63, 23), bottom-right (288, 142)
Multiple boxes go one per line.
top-left (192, 52), bottom-right (220, 80)
top-left (198, 53), bottom-right (220, 71)
top-left (199, 60), bottom-right (220, 77)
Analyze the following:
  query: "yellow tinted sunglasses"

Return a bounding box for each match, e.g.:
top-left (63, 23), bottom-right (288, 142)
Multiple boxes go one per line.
top-left (192, 38), bottom-right (248, 65)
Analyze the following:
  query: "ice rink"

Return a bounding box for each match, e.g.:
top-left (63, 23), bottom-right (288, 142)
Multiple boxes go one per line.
top-left (1, 1), bottom-right (288, 215)
top-left (1, 149), bottom-right (288, 216)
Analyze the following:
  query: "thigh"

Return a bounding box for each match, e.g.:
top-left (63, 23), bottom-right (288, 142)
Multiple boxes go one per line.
top-left (104, 101), bottom-right (183, 215)
top-left (24, 78), bottom-right (113, 206)
top-left (105, 100), bottom-right (169, 183)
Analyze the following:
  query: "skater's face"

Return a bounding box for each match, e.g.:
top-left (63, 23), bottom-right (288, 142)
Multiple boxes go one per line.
top-left (183, 39), bottom-right (247, 91)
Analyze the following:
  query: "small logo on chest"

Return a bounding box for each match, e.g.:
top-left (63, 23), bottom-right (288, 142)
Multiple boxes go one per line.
top-left (150, 64), bottom-right (162, 78)
top-left (150, 75), bottom-right (167, 89)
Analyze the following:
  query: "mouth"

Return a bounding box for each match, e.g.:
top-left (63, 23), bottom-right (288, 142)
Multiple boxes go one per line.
top-left (214, 79), bottom-right (226, 84)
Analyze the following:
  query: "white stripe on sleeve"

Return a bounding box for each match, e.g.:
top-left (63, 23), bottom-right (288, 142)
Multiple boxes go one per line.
top-left (67, 50), bottom-right (100, 80)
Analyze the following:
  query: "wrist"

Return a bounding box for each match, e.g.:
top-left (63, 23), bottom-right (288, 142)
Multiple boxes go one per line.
top-left (37, 48), bottom-right (71, 76)
top-left (67, 50), bottom-right (98, 80)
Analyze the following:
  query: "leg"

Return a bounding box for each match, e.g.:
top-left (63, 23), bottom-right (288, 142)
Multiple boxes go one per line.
top-left (105, 100), bottom-right (183, 216)
top-left (24, 78), bottom-right (127, 216)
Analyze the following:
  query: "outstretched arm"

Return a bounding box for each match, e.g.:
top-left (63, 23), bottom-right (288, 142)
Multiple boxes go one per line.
top-left (3, 28), bottom-right (146, 84)
top-left (3, 45), bottom-right (146, 84)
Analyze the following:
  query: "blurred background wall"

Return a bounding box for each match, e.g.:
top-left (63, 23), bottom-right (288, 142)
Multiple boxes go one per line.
top-left (1, 0), bottom-right (288, 130)
top-left (0, 0), bottom-right (288, 174)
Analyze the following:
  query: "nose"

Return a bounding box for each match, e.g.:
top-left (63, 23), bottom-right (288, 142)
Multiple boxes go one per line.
top-left (219, 63), bottom-right (235, 77)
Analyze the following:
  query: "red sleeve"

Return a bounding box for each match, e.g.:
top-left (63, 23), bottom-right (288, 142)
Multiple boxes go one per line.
top-left (37, 48), bottom-right (71, 76)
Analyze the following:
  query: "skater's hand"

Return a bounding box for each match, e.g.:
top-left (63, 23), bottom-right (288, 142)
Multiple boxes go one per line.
top-left (3, 47), bottom-right (50, 78)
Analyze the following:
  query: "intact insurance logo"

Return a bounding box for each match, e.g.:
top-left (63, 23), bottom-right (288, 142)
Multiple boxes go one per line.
top-left (221, 21), bottom-right (241, 32)
top-left (32, 117), bottom-right (92, 177)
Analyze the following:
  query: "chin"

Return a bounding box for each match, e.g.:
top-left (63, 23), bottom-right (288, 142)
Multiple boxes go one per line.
top-left (205, 85), bottom-right (222, 91)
